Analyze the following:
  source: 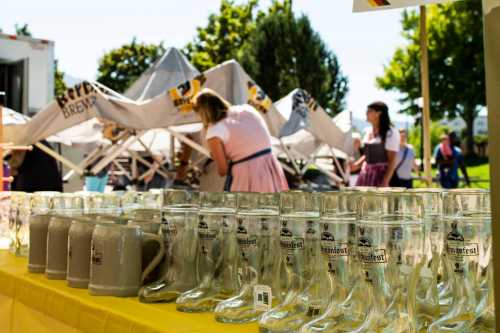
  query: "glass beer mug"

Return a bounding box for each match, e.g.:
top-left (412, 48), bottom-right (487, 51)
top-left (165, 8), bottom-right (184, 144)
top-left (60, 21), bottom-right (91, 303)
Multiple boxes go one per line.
top-left (139, 189), bottom-right (199, 303)
top-left (429, 189), bottom-right (492, 332)
top-left (176, 192), bottom-right (239, 313)
top-left (259, 191), bottom-right (327, 333)
top-left (89, 193), bottom-right (122, 216)
top-left (300, 190), bottom-right (359, 333)
top-left (215, 192), bottom-right (281, 323)
top-left (15, 193), bottom-right (33, 257)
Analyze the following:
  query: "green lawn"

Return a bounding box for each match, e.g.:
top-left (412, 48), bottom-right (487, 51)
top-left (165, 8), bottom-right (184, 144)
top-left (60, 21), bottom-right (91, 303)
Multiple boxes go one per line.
top-left (414, 163), bottom-right (490, 189)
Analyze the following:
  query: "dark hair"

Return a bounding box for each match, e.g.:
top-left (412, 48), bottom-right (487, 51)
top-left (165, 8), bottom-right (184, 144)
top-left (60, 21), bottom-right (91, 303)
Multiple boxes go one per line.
top-left (368, 101), bottom-right (392, 142)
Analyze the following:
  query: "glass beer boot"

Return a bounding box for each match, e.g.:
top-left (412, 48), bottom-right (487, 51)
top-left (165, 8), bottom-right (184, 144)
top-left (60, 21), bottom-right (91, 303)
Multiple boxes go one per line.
top-left (215, 192), bottom-right (281, 323)
top-left (300, 191), bottom-right (359, 333)
top-left (259, 191), bottom-right (328, 333)
top-left (139, 190), bottom-right (199, 303)
top-left (176, 192), bottom-right (238, 312)
top-left (429, 189), bottom-right (491, 332)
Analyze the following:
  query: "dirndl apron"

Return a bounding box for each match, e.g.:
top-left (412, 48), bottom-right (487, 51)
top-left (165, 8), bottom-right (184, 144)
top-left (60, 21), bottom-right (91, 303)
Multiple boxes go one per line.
top-left (355, 143), bottom-right (388, 187)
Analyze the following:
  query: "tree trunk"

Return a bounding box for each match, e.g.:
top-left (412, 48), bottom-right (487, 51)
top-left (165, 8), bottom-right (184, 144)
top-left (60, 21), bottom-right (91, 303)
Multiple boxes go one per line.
top-left (463, 106), bottom-right (476, 157)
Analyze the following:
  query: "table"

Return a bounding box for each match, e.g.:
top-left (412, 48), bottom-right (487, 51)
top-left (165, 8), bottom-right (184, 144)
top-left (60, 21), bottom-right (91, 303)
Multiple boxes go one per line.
top-left (0, 251), bottom-right (258, 333)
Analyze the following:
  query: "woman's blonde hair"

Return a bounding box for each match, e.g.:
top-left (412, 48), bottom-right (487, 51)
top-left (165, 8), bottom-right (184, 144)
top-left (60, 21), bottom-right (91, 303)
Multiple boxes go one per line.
top-left (192, 88), bottom-right (231, 126)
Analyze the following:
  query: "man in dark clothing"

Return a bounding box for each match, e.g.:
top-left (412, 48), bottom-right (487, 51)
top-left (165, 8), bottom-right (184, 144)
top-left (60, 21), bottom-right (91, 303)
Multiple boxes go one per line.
top-left (9, 140), bottom-right (63, 192)
top-left (434, 133), bottom-right (470, 189)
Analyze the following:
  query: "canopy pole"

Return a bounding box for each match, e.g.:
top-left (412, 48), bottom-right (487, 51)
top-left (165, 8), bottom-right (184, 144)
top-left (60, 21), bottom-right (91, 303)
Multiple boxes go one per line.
top-left (91, 134), bottom-right (141, 175)
top-left (170, 133), bottom-right (175, 167)
top-left (34, 142), bottom-right (84, 175)
top-left (482, 0), bottom-right (500, 326)
top-left (164, 128), bottom-right (211, 157)
top-left (420, 5), bottom-right (433, 186)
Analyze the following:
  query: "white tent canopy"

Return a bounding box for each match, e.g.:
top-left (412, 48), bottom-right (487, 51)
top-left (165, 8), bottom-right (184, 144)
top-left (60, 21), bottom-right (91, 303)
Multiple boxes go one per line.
top-left (5, 59), bottom-right (285, 146)
top-left (124, 47), bottom-right (200, 101)
top-left (275, 88), bottom-right (352, 155)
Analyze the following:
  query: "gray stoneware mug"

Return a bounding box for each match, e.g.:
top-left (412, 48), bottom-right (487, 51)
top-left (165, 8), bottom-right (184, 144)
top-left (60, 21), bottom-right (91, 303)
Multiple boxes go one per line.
top-left (67, 218), bottom-right (113, 288)
top-left (89, 224), bottom-right (165, 297)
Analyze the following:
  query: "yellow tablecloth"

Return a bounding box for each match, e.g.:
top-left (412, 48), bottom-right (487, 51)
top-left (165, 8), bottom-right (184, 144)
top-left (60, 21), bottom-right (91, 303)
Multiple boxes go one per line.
top-left (0, 251), bottom-right (258, 333)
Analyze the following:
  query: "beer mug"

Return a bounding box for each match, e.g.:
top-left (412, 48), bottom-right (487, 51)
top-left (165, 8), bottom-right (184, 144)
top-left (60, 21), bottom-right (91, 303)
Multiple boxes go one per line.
top-left (89, 223), bottom-right (165, 297)
top-left (46, 194), bottom-right (84, 280)
top-left (259, 191), bottom-right (326, 333)
top-left (8, 192), bottom-right (24, 254)
top-left (215, 192), bottom-right (281, 323)
top-left (67, 217), bottom-right (111, 288)
top-left (176, 192), bottom-right (238, 313)
top-left (429, 189), bottom-right (492, 332)
top-left (301, 190), bottom-right (359, 333)
top-left (88, 193), bottom-right (121, 216)
top-left (28, 194), bottom-right (54, 273)
top-left (121, 191), bottom-right (140, 215)
top-left (14, 193), bottom-right (32, 257)
top-left (408, 188), bottom-right (444, 329)
top-left (139, 189), bottom-right (199, 303)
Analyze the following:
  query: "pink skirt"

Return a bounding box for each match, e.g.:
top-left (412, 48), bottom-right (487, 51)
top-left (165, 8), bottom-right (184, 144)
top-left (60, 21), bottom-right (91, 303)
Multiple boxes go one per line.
top-left (230, 154), bottom-right (289, 192)
top-left (355, 163), bottom-right (387, 187)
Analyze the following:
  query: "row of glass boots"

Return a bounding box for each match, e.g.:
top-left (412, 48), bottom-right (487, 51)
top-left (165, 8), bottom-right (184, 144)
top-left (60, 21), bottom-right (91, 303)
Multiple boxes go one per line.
top-left (137, 188), bottom-right (493, 333)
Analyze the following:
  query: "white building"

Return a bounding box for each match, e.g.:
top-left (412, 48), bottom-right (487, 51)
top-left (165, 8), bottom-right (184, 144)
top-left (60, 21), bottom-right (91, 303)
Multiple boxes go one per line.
top-left (440, 113), bottom-right (488, 136)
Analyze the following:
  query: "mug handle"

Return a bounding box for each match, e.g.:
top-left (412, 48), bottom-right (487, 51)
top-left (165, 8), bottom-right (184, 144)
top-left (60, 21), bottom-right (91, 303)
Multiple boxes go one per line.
top-left (141, 232), bottom-right (165, 283)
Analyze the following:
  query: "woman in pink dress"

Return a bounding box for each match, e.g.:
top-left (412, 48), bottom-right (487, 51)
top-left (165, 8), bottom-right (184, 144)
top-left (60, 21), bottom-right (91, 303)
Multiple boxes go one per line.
top-left (192, 89), bottom-right (288, 193)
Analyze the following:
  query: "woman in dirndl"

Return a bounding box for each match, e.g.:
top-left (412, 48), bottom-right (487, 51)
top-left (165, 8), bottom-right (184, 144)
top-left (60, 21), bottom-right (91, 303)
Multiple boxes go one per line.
top-left (351, 101), bottom-right (400, 187)
top-left (192, 88), bottom-right (289, 193)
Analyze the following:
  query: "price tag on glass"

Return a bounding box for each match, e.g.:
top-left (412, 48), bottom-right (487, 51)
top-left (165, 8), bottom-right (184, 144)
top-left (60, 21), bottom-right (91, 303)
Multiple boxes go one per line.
top-left (254, 284), bottom-right (272, 311)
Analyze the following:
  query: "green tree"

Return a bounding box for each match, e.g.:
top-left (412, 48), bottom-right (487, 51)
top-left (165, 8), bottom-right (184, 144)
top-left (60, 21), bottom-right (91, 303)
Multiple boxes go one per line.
top-left (241, 1), bottom-right (348, 115)
top-left (408, 121), bottom-right (450, 159)
top-left (54, 60), bottom-right (67, 97)
top-left (15, 23), bottom-right (32, 37)
top-left (377, 0), bottom-right (484, 155)
top-left (183, 0), bottom-right (259, 72)
top-left (97, 39), bottom-right (165, 93)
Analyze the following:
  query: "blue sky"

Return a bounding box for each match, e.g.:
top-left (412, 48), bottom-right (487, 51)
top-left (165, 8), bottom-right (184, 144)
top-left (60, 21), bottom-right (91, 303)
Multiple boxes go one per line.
top-left (1, 0), bottom-right (416, 123)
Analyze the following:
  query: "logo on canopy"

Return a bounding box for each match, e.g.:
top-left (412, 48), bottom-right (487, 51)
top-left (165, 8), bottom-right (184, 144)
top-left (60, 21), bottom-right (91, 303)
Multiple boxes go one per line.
top-left (247, 82), bottom-right (272, 114)
top-left (169, 74), bottom-right (207, 112)
top-left (368, 0), bottom-right (391, 6)
top-left (57, 81), bottom-right (99, 119)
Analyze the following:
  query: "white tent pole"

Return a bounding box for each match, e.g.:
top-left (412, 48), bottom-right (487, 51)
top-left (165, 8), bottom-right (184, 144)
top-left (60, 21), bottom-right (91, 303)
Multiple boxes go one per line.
top-left (164, 128), bottom-right (211, 157)
top-left (136, 138), bottom-right (169, 174)
top-left (329, 147), bottom-right (348, 182)
top-left (299, 144), bottom-right (325, 175)
top-left (139, 156), bottom-right (169, 181)
top-left (63, 145), bottom-right (106, 181)
top-left (91, 134), bottom-right (141, 175)
top-left (278, 139), bottom-right (301, 176)
top-left (112, 160), bottom-right (132, 180)
top-left (90, 81), bottom-right (135, 102)
top-left (128, 150), bottom-right (170, 179)
top-left (291, 148), bottom-right (343, 184)
top-left (34, 142), bottom-right (84, 175)
top-left (170, 133), bottom-right (175, 166)
top-left (131, 156), bottom-right (138, 180)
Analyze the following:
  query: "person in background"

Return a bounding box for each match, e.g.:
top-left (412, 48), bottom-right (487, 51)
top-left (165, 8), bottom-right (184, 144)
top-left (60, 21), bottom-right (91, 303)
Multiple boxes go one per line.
top-left (192, 88), bottom-right (288, 192)
top-left (9, 140), bottom-right (63, 192)
top-left (3, 161), bottom-right (10, 191)
top-left (389, 129), bottom-right (419, 188)
top-left (434, 132), bottom-right (470, 189)
top-left (85, 157), bottom-right (110, 193)
top-left (348, 132), bottom-right (363, 186)
top-left (351, 101), bottom-right (400, 187)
